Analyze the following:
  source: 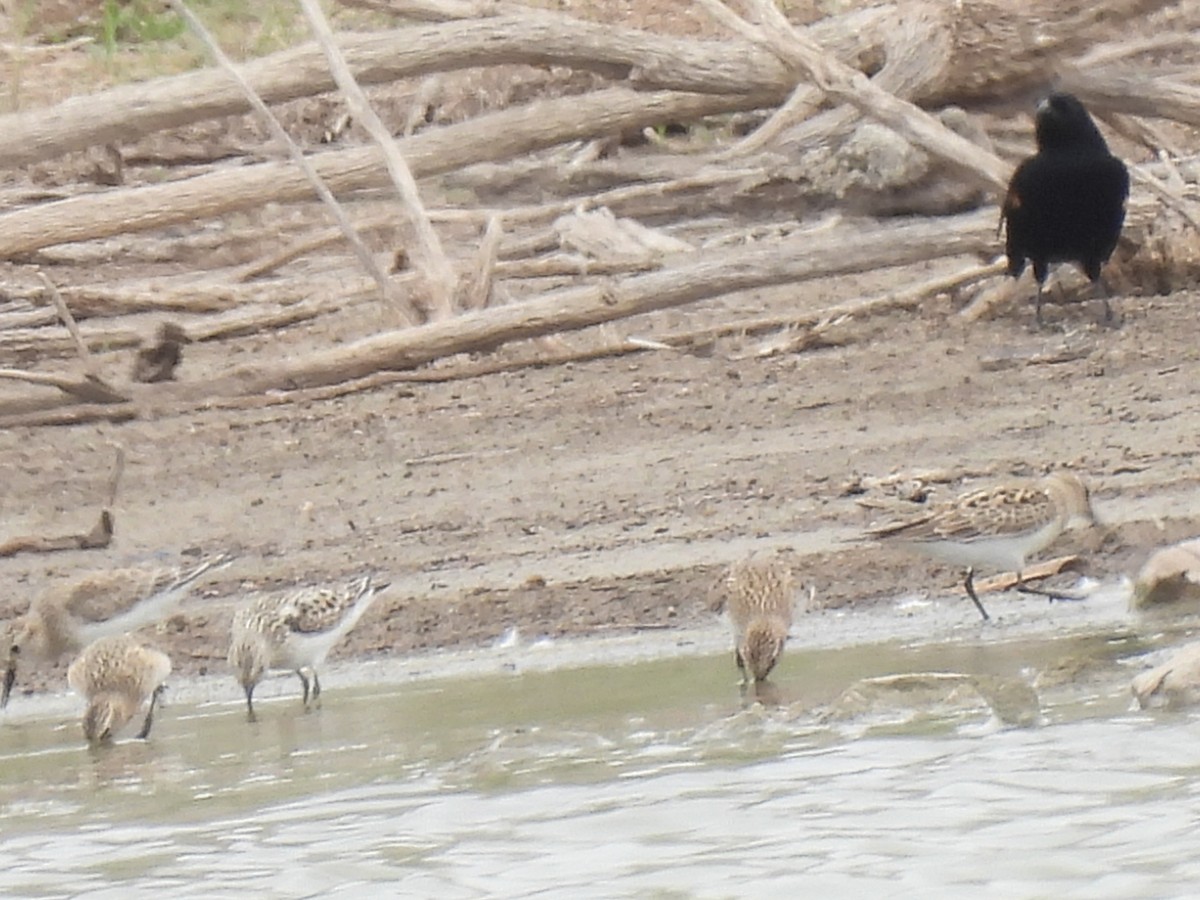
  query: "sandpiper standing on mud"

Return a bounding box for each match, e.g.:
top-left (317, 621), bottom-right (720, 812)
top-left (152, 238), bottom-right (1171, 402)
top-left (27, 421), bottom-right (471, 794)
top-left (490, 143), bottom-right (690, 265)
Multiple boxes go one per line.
top-left (865, 471), bottom-right (1098, 620)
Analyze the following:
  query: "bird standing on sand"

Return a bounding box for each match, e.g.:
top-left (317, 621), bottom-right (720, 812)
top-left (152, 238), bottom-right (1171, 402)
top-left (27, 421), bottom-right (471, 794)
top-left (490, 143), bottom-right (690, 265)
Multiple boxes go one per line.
top-left (1002, 92), bottom-right (1129, 324)
top-left (3, 552), bottom-right (231, 708)
top-left (866, 471), bottom-right (1098, 621)
top-left (67, 634), bottom-right (171, 744)
top-left (723, 556), bottom-right (795, 685)
top-left (228, 575), bottom-right (386, 721)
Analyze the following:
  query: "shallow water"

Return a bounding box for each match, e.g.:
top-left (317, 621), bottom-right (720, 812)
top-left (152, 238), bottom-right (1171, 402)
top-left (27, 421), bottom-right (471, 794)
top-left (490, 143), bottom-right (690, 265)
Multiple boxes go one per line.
top-left (1, 617), bottom-right (1198, 899)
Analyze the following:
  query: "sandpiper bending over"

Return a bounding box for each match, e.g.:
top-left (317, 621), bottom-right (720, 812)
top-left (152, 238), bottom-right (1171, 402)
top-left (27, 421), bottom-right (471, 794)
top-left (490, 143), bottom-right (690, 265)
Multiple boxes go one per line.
top-left (67, 634), bottom-right (171, 744)
top-left (723, 556), bottom-right (795, 685)
top-left (3, 552), bottom-right (231, 708)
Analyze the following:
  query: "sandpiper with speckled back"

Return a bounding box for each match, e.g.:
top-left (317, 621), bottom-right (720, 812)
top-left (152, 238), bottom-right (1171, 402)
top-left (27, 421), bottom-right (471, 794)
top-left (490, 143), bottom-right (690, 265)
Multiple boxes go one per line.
top-left (723, 556), bottom-right (795, 684)
top-left (866, 471), bottom-right (1097, 620)
top-left (228, 575), bottom-right (387, 721)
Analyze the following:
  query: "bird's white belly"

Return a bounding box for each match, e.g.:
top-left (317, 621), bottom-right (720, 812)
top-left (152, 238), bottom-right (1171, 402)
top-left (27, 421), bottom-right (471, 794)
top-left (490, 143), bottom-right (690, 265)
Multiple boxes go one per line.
top-left (913, 520), bottom-right (1063, 574)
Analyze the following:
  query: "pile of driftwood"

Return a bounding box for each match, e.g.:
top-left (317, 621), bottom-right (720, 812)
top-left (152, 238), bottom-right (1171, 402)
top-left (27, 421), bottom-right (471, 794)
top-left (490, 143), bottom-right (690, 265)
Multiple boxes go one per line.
top-left (0, 0), bottom-right (1198, 428)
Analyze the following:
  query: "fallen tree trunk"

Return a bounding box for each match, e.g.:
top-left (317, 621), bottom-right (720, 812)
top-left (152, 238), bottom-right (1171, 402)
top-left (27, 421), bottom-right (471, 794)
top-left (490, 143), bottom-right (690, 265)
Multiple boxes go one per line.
top-left (211, 209), bottom-right (998, 394)
top-left (0, 87), bottom-right (772, 259)
top-left (0, 0), bottom-right (1182, 170)
top-left (0, 210), bottom-right (998, 424)
top-left (0, 16), bottom-right (805, 169)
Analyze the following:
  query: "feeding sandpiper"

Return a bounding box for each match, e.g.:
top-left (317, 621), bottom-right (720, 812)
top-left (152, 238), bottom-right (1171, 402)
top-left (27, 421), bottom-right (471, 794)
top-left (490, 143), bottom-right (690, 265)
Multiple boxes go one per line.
top-left (723, 555), bottom-right (795, 685)
top-left (228, 574), bottom-right (386, 721)
top-left (3, 551), bottom-right (232, 708)
top-left (67, 634), bottom-right (171, 744)
top-left (865, 471), bottom-right (1097, 620)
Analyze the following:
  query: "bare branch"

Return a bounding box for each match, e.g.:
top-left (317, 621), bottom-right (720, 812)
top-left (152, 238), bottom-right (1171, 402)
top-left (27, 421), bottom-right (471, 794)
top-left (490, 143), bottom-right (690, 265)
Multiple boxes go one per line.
top-left (170, 0), bottom-right (414, 325)
top-left (298, 0), bottom-right (456, 319)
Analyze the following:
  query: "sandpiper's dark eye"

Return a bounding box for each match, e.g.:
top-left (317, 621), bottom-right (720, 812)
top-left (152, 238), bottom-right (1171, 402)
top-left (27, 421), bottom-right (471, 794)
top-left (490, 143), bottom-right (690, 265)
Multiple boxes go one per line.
top-left (9, 645), bottom-right (18, 655)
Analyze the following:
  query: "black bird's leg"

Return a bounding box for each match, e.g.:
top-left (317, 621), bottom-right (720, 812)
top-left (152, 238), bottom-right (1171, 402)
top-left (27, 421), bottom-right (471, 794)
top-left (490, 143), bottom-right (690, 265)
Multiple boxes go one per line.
top-left (1034, 282), bottom-right (1045, 326)
top-left (1095, 276), bottom-right (1114, 322)
top-left (310, 670), bottom-right (321, 707)
top-left (963, 568), bottom-right (991, 621)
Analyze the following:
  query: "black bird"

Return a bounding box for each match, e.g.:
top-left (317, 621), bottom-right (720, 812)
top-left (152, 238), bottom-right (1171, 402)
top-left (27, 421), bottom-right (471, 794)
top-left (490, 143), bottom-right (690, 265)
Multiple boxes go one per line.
top-left (1002, 93), bottom-right (1129, 324)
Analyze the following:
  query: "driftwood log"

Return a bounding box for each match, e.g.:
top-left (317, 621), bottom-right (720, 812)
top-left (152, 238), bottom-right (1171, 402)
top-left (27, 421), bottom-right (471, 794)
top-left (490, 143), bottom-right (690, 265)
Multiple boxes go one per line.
top-left (0, 0), bottom-right (1196, 426)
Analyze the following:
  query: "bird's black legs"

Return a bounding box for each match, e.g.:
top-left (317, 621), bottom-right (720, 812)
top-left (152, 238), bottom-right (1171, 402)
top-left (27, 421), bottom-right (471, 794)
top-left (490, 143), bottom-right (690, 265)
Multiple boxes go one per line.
top-left (244, 684), bottom-right (257, 723)
top-left (298, 670), bottom-right (311, 708)
top-left (963, 568), bottom-right (991, 621)
top-left (1095, 276), bottom-right (1114, 322)
top-left (297, 669), bottom-right (322, 710)
top-left (1014, 580), bottom-right (1087, 602)
top-left (137, 684), bottom-right (166, 739)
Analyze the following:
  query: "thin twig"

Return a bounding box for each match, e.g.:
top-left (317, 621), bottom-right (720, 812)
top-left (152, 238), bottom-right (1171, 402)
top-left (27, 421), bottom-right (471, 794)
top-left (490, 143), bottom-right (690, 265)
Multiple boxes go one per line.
top-left (0, 368), bottom-right (129, 403)
top-left (38, 272), bottom-right (98, 378)
top-left (235, 214), bottom-right (398, 282)
top-left (106, 442), bottom-right (126, 508)
top-left (462, 215), bottom-right (504, 311)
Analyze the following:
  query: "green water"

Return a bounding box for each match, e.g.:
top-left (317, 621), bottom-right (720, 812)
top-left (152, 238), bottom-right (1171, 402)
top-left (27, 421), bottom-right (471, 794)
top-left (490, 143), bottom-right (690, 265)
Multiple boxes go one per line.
top-left (0, 628), bottom-right (1193, 898)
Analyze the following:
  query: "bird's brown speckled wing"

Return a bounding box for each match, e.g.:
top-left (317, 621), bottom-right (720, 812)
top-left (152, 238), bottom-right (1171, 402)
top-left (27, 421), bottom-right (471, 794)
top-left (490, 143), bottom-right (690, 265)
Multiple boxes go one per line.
top-left (724, 558), bottom-right (794, 628)
top-left (285, 578), bottom-right (370, 634)
top-left (870, 484), bottom-right (1054, 543)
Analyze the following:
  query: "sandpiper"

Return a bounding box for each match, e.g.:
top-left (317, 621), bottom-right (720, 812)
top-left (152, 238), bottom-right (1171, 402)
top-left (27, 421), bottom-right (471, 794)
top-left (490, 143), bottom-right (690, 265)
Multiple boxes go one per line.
top-left (3, 552), bottom-right (231, 708)
top-left (228, 575), bottom-right (386, 721)
top-left (723, 556), bottom-right (795, 684)
top-left (865, 471), bottom-right (1097, 620)
top-left (67, 634), bottom-right (171, 743)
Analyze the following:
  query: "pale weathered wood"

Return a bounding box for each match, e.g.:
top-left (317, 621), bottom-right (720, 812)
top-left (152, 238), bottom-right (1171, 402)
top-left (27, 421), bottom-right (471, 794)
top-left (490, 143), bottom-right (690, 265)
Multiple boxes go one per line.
top-left (299, 0), bottom-right (456, 319)
top-left (934, 0), bottom-right (1185, 106)
top-left (0, 88), bottom-right (770, 259)
top-left (0, 291), bottom-right (341, 359)
top-left (461, 215), bottom-right (504, 311)
top-left (701, 0), bottom-right (1008, 192)
top-left (0, 17), bottom-right (796, 168)
top-left (211, 209), bottom-right (998, 394)
top-left (172, 0), bottom-right (414, 324)
top-left (38, 273), bottom-right (99, 378)
top-left (0, 369), bottom-right (129, 403)
top-left (1058, 70), bottom-right (1200, 126)
top-left (0, 0), bottom-right (1182, 172)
